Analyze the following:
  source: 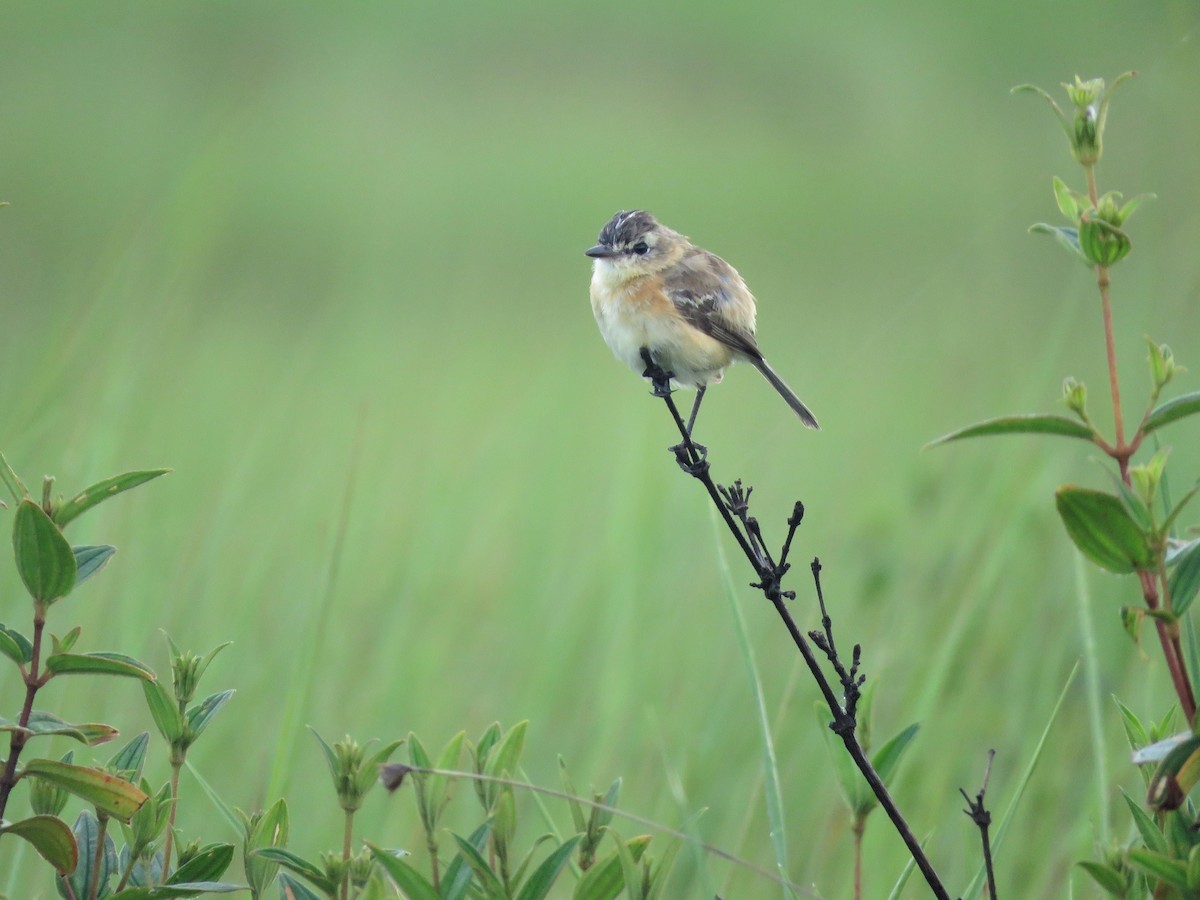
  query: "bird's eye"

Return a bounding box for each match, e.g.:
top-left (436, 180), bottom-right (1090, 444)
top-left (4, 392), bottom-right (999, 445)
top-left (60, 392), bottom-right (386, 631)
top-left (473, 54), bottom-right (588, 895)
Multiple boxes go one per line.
top-left (632, 241), bottom-right (649, 255)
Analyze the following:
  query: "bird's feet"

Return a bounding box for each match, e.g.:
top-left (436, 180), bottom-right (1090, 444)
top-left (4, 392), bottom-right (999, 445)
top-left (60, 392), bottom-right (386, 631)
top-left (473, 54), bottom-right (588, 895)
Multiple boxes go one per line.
top-left (639, 348), bottom-right (675, 399)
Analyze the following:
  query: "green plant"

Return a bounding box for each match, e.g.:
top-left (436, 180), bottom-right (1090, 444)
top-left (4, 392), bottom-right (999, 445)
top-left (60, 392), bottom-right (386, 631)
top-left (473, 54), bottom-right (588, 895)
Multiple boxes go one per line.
top-left (933, 74), bottom-right (1200, 896)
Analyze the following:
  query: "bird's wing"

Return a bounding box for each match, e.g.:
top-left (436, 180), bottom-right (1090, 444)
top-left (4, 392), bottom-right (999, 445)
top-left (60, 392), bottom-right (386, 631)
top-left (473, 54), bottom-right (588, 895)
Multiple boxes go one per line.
top-left (663, 251), bottom-right (763, 360)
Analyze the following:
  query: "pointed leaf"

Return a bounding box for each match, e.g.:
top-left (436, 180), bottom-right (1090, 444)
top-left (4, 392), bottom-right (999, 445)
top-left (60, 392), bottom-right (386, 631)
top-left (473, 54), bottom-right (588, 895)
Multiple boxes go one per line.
top-left (186, 690), bottom-right (235, 742)
top-left (928, 414), bottom-right (1095, 447)
top-left (53, 470), bottom-right (170, 529)
top-left (0, 711), bottom-right (118, 746)
top-left (166, 842), bottom-right (234, 884)
top-left (72, 545), bottom-right (117, 588)
top-left (0, 623), bottom-right (33, 665)
top-left (64, 810), bottom-right (117, 899)
top-left (450, 831), bottom-right (507, 894)
top-left (354, 738), bottom-right (402, 800)
top-left (1128, 848), bottom-right (1190, 888)
top-left (1170, 539), bottom-right (1200, 617)
top-left (1145, 392), bottom-right (1200, 434)
top-left (574, 836), bottom-right (652, 900)
top-left (366, 843), bottom-right (439, 900)
top-left (253, 847), bottom-right (339, 894)
top-left (1114, 696), bottom-right (1149, 749)
top-left (483, 721), bottom-right (528, 807)
top-left (1121, 789), bottom-right (1169, 853)
top-left (21, 759), bottom-right (148, 821)
top-left (47, 652), bottom-right (156, 680)
top-left (871, 723), bottom-right (920, 786)
top-left (143, 679), bottom-right (185, 743)
top-left (559, 757), bottom-right (587, 835)
top-left (13, 500), bottom-right (77, 603)
top-left (108, 732), bottom-right (150, 780)
top-left (1052, 176), bottom-right (1080, 220)
top-left (1075, 860), bottom-right (1129, 895)
top-left (645, 833), bottom-right (684, 900)
top-left (0, 814), bottom-right (78, 874)
top-left (276, 872), bottom-right (326, 900)
top-left (1028, 223), bottom-right (1089, 263)
top-left (515, 835), bottom-right (582, 900)
top-left (1055, 486), bottom-right (1155, 574)
top-left (442, 821), bottom-right (490, 900)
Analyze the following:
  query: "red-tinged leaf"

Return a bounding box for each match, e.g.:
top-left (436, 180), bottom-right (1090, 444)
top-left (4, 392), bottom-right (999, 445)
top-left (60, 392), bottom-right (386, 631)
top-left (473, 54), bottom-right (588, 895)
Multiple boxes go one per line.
top-left (19, 759), bottom-right (147, 822)
top-left (0, 710), bottom-right (117, 746)
top-left (1055, 486), bottom-right (1155, 574)
top-left (928, 414), bottom-right (1095, 447)
top-left (53, 470), bottom-right (170, 529)
top-left (0, 814), bottom-right (78, 874)
top-left (13, 500), bottom-right (76, 603)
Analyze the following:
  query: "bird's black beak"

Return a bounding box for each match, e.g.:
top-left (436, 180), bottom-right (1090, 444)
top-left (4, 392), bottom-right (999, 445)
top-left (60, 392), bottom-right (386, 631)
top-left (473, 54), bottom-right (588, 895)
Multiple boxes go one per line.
top-left (585, 244), bottom-right (619, 259)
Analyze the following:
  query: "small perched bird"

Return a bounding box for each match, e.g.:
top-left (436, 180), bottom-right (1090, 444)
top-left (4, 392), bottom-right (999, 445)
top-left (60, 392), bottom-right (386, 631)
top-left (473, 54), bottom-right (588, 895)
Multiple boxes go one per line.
top-left (586, 210), bottom-right (819, 431)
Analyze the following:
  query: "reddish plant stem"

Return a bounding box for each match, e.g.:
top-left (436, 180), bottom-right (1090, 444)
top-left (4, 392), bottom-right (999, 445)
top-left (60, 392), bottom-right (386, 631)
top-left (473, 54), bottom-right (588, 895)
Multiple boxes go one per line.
top-left (0, 605), bottom-right (47, 819)
top-left (1087, 164), bottom-right (1195, 721)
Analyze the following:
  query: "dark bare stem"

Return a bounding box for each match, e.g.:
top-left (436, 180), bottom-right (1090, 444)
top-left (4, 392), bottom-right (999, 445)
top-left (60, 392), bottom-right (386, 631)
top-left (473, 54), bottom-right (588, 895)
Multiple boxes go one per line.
top-left (960, 751), bottom-right (997, 899)
top-left (645, 370), bottom-right (953, 900)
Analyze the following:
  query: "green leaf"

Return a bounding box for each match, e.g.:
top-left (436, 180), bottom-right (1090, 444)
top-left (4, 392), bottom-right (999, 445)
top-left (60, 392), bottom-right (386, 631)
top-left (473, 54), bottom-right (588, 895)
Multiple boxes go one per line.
top-left (13, 500), bottom-right (77, 603)
top-left (143, 679), bottom-right (185, 743)
top-left (482, 721), bottom-right (528, 807)
top-left (1075, 860), bottom-right (1128, 896)
top-left (275, 872), bottom-right (326, 900)
top-left (429, 731), bottom-right (465, 824)
top-left (559, 757), bottom-right (587, 835)
top-left (928, 414), bottom-right (1095, 447)
top-left (515, 835), bottom-right (582, 900)
top-left (1055, 486), bottom-right (1155, 574)
top-left (1113, 696), bottom-right (1149, 749)
top-left (73, 545), bottom-right (116, 588)
top-left (20, 758), bottom-right (148, 821)
top-left (166, 842), bottom-right (234, 884)
top-left (1128, 848), bottom-right (1190, 889)
top-left (46, 651), bottom-right (157, 681)
top-left (253, 847), bottom-right (339, 894)
top-left (870, 723), bottom-right (920, 787)
top-left (1028, 223), bottom-right (1089, 263)
top-left (366, 843), bottom-right (439, 900)
top-left (186, 689), bottom-right (235, 742)
top-left (574, 836), bottom-right (652, 900)
top-left (243, 797), bottom-right (289, 897)
top-left (0, 710), bottom-right (118, 746)
top-left (1052, 176), bottom-right (1080, 220)
top-left (0, 623), bottom-right (33, 665)
top-left (0, 814), bottom-right (78, 874)
top-left (644, 834), bottom-right (683, 900)
top-left (1121, 789), bottom-right (1169, 853)
top-left (450, 831), bottom-right (507, 895)
top-left (107, 732), bottom-right (150, 780)
top-left (65, 810), bottom-right (117, 899)
top-left (1169, 539), bottom-right (1200, 617)
top-left (53, 469), bottom-right (171, 529)
top-left (1145, 392), bottom-right (1200, 435)
top-left (442, 821), bottom-right (490, 900)
top-left (610, 829), bottom-right (642, 900)
top-left (353, 738), bottom-right (403, 803)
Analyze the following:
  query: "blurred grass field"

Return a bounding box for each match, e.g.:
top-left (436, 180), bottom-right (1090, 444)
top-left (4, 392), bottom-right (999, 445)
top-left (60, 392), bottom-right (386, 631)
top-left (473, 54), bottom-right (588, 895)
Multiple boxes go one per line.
top-left (3, 0), bottom-right (1200, 896)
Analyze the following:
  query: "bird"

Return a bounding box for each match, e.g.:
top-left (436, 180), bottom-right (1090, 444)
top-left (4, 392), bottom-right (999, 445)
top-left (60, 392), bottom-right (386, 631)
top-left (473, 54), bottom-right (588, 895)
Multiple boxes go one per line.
top-left (585, 209), bottom-right (819, 432)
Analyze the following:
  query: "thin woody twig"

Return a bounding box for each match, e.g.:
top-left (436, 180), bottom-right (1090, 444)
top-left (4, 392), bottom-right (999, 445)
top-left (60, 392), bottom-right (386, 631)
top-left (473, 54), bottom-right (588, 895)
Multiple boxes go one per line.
top-left (642, 366), bottom-right (953, 900)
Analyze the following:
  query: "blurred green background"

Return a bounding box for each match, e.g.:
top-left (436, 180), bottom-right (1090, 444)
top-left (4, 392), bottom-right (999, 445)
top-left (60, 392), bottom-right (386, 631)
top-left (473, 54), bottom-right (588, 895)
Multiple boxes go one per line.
top-left (2, 0), bottom-right (1199, 896)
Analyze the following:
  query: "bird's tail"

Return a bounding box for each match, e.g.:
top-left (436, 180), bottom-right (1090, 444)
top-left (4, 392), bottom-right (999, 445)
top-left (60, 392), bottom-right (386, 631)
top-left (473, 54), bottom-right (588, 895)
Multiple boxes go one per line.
top-left (751, 358), bottom-right (820, 430)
